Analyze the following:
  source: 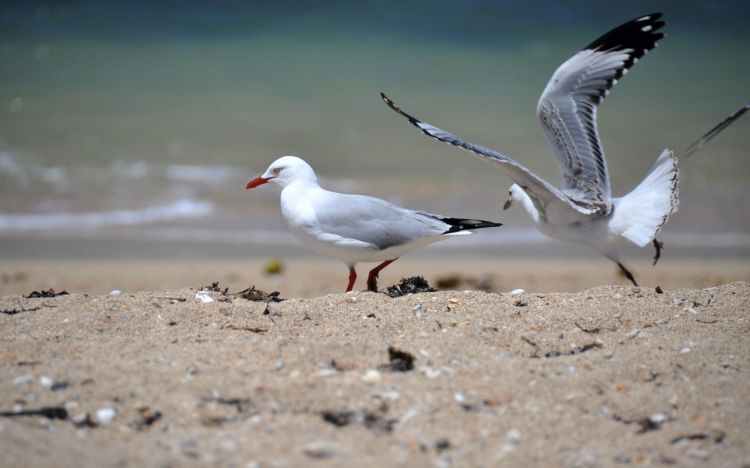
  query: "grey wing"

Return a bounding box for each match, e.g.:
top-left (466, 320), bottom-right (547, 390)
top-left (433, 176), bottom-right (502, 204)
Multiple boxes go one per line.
top-left (537, 13), bottom-right (665, 214)
top-left (381, 93), bottom-right (599, 216)
top-left (314, 193), bottom-right (449, 250)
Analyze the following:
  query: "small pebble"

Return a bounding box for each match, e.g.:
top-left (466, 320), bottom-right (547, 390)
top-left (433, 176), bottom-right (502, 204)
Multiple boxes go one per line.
top-left (195, 291), bottom-right (214, 303)
top-left (109, 290), bottom-right (122, 297)
top-left (361, 369), bottom-right (382, 384)
top-left (39, 376), bottom-right (53, 387)
top-left (630, 287), bottom-right (641, 293)
top-left (453, 392), bottom-right (465, 404)
top-left (649, 412), bottom-right (667, 424)
top-left (510, 288), bottom-right (525, 296)
top-left (96, 407), bottom-right (116, 424)
top-left (679, 347), bottom-right (691, 354)
top-left (412, 304), bottom-right (422, 317)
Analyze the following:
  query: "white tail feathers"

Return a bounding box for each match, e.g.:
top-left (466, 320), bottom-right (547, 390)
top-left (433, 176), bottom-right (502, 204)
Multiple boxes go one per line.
top-left (612, 149), bottom-right (679, 247)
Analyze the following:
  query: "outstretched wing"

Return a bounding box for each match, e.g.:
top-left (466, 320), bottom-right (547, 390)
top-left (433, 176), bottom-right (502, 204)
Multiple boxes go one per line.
top-left (537, 13), bottom-right (666, 214)
top-left (381, 93), bottom-right (599, 217)
top-left (685, 102), bottom-right (749, 158)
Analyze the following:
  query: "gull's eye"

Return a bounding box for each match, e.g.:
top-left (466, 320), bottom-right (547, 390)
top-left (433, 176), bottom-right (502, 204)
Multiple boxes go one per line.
top-left (272, 167), bottom-right (282, 174)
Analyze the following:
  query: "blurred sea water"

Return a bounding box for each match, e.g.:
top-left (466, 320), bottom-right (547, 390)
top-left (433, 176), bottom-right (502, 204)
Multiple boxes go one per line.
top-left (0, 1), bottom-right (748, 258)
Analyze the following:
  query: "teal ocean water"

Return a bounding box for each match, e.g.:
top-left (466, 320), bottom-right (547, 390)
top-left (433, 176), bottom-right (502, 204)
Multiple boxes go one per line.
top-left (0, 1), bottom-right (748, 257)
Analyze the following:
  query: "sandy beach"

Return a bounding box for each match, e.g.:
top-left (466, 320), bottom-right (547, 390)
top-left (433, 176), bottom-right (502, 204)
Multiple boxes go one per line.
top-left (1, 257), bottom-right (748, 466)
top-left (1, 256), bottom-right (749, 298)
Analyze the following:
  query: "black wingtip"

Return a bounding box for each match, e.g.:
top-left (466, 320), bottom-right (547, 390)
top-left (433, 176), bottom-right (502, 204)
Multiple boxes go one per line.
top-left (381, 92), bottom-right (406, 117)
top-left (685, 101), bottom-right (750, 158)
top-left (584, 12), bottom-right (666, 54)
top-left (381, 92), bottom-right (423, 127)
top-left (440, 218), bottom-right (503, 234)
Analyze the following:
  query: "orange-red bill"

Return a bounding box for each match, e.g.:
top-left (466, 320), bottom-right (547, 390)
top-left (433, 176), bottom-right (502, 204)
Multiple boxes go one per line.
top-left (246, 177), bottom-right (269, 189)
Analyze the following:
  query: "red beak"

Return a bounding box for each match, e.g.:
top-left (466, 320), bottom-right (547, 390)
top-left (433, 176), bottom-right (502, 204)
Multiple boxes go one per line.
top-left (246, 177), bottom-right (270, 189)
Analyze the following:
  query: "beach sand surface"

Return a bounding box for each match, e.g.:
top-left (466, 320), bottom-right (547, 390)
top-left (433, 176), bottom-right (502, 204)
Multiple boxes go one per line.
top-left (0, 266), bottom-right (748, 466)
top-left (1, 257), bottom-right (749, 297)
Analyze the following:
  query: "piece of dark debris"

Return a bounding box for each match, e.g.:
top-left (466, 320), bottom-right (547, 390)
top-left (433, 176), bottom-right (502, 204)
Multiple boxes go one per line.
top-left (321, 409), bottom-right (354, 427)
top-left (671, 431), bottom-right (725, 444)
top-left (51, 381), bottom-right (70, 391)
top-left (0, 406), bottom-right (68, 420)
top-left (223, 324), bottom-right (268, 333)
top-left (386, 276), bottom-right (436, 298)
top-left (25, 289), bottom-right (68, 298)
top-left (1, 306), bottom-right (41, 315)
top-left (321, 408), bottom-right (396, 432)
top-left (234, 286), bottom-right (284, 303)
top-left (363, 410), bottom-right (397, 432)
top-left (531, 341), bottom-right (604, 359)
top-left (201, 397), bottom-right (254, 414)
top-left (612, 413), bottom-right (666, 434)
top-left (382, 346), bottom-right (415, 372)
top-left (435, 438), bottom-right (452, 453)
top-left (655, 286), bottom-right (664, 294)
top-left (513, 300), bottom-right (528, 307)
top-left (17, 361), bottom-right (42, 366)
top-left (134, 407), bottom-right (162, 430)
top-left (201, 281), bottom-right (229, 295)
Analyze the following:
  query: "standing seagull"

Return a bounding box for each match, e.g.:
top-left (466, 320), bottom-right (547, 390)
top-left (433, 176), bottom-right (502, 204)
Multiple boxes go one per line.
top-left (382, 13), bottom-right (676, 286)
top-left (246, 156), bottom-right (502, 292)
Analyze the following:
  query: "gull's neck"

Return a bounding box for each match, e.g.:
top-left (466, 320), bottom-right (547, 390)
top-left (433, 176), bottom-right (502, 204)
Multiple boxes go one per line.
top-left (516, 189), bottom-right (541, 224)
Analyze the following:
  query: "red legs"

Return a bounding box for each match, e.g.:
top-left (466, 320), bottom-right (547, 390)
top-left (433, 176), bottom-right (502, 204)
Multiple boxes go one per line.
top-left (345, 266), bottom-right (357, 292)
top-left (367, 258), bottom-right (399, 292)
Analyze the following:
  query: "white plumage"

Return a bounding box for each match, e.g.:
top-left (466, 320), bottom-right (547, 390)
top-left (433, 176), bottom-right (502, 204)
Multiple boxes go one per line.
top-left (246, 156), bottom-right (501, 292)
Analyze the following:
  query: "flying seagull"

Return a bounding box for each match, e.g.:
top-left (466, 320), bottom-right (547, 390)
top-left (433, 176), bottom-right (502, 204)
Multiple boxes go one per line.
top-left (246, 156), bottom-right (502, 292)
top-left (382, 13), bottom-right (745, 286)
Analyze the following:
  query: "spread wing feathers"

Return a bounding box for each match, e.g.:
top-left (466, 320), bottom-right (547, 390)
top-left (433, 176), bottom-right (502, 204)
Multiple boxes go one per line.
top-left (537, 12), bottom-right (666, 214)
top-left (381, 92), bottom-right (600, 217)
top-left (685, 102), bottom-right (749, 158)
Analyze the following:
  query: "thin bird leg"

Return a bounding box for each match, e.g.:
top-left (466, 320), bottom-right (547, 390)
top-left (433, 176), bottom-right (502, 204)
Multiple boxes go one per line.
top-left (367, 258), bottom-right (399, 292)
top-left (617, 262), bottom-right (639, 287)
top-left (652, 238), bottom-right (664, 266)
top-left (346, 266), bottom-right (357, 292)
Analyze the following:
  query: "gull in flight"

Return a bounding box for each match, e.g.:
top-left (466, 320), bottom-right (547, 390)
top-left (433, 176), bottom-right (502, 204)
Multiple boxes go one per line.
top-left (382, 13), bottom-right (745, 286)
top-left (246, 156), bottom-right (502, 292)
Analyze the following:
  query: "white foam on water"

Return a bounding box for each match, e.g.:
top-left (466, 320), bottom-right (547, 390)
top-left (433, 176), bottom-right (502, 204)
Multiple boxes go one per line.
top-left (0, 199), bottom-right (215, 231)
